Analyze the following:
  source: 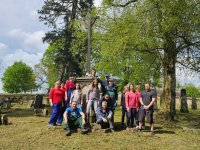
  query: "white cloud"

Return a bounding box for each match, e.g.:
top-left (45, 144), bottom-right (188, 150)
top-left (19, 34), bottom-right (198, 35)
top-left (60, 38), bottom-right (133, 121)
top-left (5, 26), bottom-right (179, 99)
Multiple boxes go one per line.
top-left (8, 29), bottom-right (48, 53)
top-left (1, 49), bottom-right (43, 68)
top-left (0, 42), bottom-right (7, 51)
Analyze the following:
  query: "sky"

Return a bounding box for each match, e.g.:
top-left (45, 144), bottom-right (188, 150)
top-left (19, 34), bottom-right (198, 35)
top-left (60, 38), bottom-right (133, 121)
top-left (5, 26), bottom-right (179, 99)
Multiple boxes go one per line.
top-left (0, 0), bottom-right (199, 93)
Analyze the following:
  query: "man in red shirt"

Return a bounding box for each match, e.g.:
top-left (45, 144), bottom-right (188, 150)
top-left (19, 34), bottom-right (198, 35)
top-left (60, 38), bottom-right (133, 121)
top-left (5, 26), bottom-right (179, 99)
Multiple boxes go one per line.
top-left (65, 77), bottom-right (76, 107)
top-left (48, 81), bottom-right (65, 126)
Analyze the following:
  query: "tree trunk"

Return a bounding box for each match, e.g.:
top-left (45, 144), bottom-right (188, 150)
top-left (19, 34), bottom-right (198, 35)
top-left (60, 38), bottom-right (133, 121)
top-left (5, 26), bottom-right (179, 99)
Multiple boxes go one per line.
top-left (191, 95), bottom-right (197, 110)
top-left (161, 49), bottom-right (176, 120)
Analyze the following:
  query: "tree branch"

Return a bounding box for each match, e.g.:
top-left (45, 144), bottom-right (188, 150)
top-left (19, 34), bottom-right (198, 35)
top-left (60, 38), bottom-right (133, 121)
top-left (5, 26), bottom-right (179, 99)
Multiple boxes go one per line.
top-left (110, 0), bottom-right (138, 7)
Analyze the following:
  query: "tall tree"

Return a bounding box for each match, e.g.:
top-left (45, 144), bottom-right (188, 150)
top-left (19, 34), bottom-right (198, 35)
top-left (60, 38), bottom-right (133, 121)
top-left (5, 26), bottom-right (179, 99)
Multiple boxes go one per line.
top-left (38, 0), bottom-right (94, 82)
top-left (1, 61), bottom-right (37, 93)
top-left (96, 0), bottom-right (200, 120)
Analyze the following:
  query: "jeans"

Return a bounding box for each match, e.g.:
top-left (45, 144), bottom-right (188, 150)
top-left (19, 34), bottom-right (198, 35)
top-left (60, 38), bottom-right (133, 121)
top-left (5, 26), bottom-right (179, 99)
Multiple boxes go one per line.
top-left (86, 100), bottom-right (98, 114)
top-left (48, 103), bottom-right (62, 125)
top-left (96, 118), bottom-right (114, 129)
top-left (121, 107), bottom-right (127, 125)
top-left (126, 108), bottom-right (137, 128)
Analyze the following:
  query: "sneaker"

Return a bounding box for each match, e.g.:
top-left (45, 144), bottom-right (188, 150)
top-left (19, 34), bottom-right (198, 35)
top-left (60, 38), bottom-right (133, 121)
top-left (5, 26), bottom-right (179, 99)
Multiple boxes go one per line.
top-left (104, 128), bottom-right (111, 133)
top-left (136, 125), bottom-right (139, 129)
top-left (48, 124), bottom-right (54, 127)
top-left (111, 129), bottom-right (115, 133)
top-left (57, 123), bottom-right (62, 126)
top-left (81, 128), bottom-right (88, 134)
top-left (142, 126), bottom-right (146, 130)
top-left (66, 129), bottom-right (71, 136)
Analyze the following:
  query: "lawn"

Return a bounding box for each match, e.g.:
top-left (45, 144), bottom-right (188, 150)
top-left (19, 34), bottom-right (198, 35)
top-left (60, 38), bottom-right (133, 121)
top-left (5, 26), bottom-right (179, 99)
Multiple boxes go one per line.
top-left (0, 102), bottom-right (199, 150)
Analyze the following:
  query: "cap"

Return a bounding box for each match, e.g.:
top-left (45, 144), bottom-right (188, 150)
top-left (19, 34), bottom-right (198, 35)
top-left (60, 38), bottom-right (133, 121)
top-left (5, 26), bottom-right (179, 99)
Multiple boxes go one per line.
top-left (105, 74), bottom-right (110, 77)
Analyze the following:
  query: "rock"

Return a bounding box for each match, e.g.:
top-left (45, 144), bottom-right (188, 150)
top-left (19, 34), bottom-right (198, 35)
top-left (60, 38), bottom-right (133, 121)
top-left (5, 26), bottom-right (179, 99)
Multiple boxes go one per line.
top-left (191, 95), bottom-right (197, 110)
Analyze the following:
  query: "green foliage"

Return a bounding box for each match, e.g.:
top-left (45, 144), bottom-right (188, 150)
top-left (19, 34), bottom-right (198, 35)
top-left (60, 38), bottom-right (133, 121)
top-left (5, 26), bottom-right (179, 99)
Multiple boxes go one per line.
top-left (1, 61), bottom-right (37, 93)
top-left (185, 85), bottom-right (200, 98)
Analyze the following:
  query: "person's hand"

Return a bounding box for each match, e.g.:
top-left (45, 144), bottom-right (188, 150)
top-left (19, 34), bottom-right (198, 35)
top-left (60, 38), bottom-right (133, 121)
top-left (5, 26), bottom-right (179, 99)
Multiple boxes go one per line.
top-left (107, 114), bottom-right (112, 119)
top-left (82, 119), bottom-right (86, 125)
top-left (127, 107), bottom-right (130, 112)
top-left (144, 105), bottom-right (149, 110)
top-left (102, 118), bottom-right (107, 123)
top-left (120, 106), bottom-right (122, 109)
top-left (50, 101), bottom-right (53, 107)
top-left (114, 102), bottom-right (117, 108)
top-left (86, 100), bottom-right (89, 103)
top-left (136, 108), bottom-right (139, 112)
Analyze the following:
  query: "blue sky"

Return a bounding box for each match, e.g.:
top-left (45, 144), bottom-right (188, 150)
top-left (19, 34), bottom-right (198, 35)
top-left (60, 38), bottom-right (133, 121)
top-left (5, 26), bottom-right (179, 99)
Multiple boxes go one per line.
top-left (0, 0), bottom-right (199, 93)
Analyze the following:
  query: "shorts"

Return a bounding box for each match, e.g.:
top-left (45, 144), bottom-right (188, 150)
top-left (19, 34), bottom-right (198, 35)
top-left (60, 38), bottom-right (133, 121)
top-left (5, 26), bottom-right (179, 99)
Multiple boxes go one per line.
top-left (139, 107), bottom-right (154, 124)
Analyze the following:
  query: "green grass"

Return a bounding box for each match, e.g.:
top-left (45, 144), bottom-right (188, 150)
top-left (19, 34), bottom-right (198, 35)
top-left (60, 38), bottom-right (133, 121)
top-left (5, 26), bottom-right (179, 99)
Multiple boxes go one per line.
top-left (0, 102), bottom-right (200, 150)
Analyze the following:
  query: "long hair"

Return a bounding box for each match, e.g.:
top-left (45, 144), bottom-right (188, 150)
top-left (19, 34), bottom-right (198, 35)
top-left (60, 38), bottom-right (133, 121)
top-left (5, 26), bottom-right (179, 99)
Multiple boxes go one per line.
top-left (91, 79), bottom-right (99, 89)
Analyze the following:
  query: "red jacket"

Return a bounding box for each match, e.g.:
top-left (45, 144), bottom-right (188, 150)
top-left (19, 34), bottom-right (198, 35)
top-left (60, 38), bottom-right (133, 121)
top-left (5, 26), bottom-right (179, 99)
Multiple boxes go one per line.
top-left (135, 91), bottom-right (141, 107)
top-left (49, 88), bottom-right (65, 104)
top-left (65, 80), bottom-right (76, 92)
top-left (125, 91), bottom-right (139, 108)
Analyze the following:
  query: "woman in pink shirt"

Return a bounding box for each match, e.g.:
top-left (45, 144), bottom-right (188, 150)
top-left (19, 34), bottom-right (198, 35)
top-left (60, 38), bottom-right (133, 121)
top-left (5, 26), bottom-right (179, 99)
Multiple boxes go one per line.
top-left (125, 83), bottom-right (139, 129)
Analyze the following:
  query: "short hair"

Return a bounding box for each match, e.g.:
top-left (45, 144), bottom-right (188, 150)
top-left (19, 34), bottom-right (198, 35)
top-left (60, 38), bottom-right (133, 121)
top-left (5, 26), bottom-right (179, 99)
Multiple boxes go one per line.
top-left (102, 101), bottom-right (107, 106)
top-left (55, 81), bottom-right (61, 85)
top-left (71, 101), bottom-right (77, 104)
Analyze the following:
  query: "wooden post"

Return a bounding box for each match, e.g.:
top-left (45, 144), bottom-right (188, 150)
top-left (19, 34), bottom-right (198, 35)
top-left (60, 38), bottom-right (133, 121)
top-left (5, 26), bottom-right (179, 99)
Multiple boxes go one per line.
top-left (180, 89), bottom-right (189, 113)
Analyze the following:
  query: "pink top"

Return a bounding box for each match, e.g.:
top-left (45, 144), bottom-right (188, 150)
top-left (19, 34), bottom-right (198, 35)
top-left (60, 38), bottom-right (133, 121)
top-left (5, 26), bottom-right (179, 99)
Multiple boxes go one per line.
top-left (125, 91), bottom-right (139, 108)
top-left (135, 91), bottom-right (141, 107)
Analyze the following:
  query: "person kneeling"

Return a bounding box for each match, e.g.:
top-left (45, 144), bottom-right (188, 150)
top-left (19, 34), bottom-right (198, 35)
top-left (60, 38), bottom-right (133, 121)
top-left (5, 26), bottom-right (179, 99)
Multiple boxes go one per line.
top-left (63, 101), bottom-right (88, 136)
top-left (96, 101), bottom-right (114, 132)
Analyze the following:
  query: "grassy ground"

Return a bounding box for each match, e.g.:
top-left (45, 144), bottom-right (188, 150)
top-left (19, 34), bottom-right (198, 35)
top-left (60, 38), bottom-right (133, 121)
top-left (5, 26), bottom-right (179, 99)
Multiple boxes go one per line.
top-left (0, 102), bottom-right (200, 150)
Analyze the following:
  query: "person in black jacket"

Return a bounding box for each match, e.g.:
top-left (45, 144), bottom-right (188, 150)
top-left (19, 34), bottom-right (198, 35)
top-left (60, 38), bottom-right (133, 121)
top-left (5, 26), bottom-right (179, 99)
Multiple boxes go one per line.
top-left (120, 86), bottom-right (129, 128)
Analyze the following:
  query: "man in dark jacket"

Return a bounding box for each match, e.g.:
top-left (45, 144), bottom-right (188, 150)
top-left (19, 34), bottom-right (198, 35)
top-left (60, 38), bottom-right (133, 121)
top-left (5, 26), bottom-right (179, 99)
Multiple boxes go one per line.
top-left (96, 101), bottom-right (114, 132)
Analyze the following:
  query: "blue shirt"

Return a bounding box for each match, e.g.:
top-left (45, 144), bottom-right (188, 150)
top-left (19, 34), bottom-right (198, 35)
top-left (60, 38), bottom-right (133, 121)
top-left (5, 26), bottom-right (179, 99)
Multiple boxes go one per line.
top-left (66, 107), bottom-right (82, 120)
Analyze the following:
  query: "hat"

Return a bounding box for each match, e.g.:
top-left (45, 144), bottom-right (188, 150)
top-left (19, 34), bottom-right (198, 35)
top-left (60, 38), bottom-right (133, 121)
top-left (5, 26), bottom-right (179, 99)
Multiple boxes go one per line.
top-left (105, 74), bottom-right (110, 77)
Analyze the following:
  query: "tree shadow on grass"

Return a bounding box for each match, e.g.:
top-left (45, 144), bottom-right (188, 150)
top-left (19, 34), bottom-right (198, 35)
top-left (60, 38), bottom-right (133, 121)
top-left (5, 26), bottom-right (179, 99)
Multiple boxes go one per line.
top-left (154, 130), bottom-right (175, 135)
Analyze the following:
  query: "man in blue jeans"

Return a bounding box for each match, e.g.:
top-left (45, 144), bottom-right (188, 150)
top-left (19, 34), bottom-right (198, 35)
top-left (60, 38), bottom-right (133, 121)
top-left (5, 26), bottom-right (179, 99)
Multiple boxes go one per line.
top-left (96, 101), bottom-right (114, 132)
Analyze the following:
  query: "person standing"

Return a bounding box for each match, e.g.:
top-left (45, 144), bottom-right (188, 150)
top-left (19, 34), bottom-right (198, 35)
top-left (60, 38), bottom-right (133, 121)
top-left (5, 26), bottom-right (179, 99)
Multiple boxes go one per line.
top-left (138, 83), bottom-right (156, 135)
top-left (70, 83), bottom-right (82, 108)
top-left (125, 83), bottom-right (139, 129)
top-left (86, 79), bottom-right (100, 124)
top-left (65, 77), bottom-right (76, 107)
top-left (100, 74), bottom-right (110, 96)
top-left (48, 81), bottom-right (65, 126)
top-left (120, 86), bottom-right (129, 128)
top-left (105, 79), bottom-right (118, 108)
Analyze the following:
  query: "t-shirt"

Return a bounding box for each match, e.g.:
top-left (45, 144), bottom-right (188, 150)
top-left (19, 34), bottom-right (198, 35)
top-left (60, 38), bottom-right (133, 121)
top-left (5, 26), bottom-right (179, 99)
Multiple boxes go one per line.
top-left (140, 90), bottom-right (156, 109)
top-left (65, 80), bottom-right (76, 92)
top-left (66, 107), bottom-right (82, 120)
top-left (49, 88), bottom-right (65, 104)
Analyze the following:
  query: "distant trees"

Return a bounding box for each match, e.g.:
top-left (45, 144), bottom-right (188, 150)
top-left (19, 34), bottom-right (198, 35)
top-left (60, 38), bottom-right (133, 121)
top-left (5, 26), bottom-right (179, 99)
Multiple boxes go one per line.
top-left (185, 85), bottom-right (200, 98)
top-left (1, 61), bottom-right (37, 93)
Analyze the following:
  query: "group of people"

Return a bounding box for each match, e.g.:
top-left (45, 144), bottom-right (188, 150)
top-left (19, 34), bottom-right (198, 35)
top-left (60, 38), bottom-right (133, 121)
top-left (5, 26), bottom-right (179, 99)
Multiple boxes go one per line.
top-left (48, 69), bottom-right (156, 136)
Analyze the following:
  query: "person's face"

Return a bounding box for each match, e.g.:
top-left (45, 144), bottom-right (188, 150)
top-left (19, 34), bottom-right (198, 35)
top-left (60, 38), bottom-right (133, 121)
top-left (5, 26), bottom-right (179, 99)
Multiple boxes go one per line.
top-left (105, 94), bottom-right (110, 100)
top-left (109, 81), bottom-right (114, 86)
top-left (76, 84), bottom-right (80, 89)
top-left (105, 76), bottom-right (109, 81)
top-left (102, 104), bottom-right (107, 110)
top-left (55, 82), bottom-right (61, 88)
top-left (71, 102), bottom-right (77, 109)
top-left (61, 83), bottom-right (65, 88)
top-left (130, 84), bottom-right (134, 90)
top-left (145, 84), bottom-right (150, 90)
top-left (91, 70), bottom-right (96, 76)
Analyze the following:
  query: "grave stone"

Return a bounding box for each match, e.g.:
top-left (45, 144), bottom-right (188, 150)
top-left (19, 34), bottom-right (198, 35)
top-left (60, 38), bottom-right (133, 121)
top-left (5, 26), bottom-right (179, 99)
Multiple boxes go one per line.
top-left (180, 89), bottom-right (189, 113)
top-left (191, 95), bottom-right (197, 110)
top-left (0, 114), bottom-right (8, 125)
